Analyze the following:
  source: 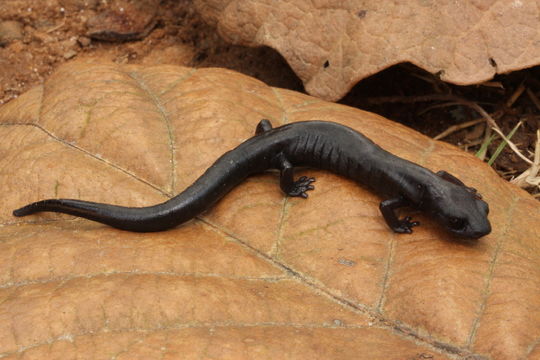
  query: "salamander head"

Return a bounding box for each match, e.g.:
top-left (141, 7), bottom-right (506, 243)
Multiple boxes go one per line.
top-left (425, 179), bottom-right (491, 239)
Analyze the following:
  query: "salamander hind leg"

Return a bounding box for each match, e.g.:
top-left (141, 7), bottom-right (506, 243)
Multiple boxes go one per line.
top-left (255, 119), bottom-right (273, 135)
top-left (283, 173), bottom-right (316, 199)
top-left (276, 153), bottom-right (315, 198)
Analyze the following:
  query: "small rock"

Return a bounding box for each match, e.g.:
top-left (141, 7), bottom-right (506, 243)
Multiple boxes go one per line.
top-left (63, 50), bottom-right (78, 59)
top-left (61, 37), bottom-right (78, 50)
top-left (0, 21), bottom-right (24, 45)
top-left (77, 36), bottom-right (91, 47)
top-left (338, 258), bottom-right (356, 267)
top-left (32, 30), bottom-right (54, 44)
top-left (34, 19), bottom-right (55, 30)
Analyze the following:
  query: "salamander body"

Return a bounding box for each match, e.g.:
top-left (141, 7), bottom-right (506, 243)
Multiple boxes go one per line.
top-left (13, 120), bottom-right (491, 238)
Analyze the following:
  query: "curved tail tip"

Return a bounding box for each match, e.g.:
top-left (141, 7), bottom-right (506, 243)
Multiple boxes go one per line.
top-left (13, 205), bottom-right (32, 217)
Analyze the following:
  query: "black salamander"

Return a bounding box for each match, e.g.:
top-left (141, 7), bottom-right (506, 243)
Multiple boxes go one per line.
top-left (13, 120), bottom-right (491, 238)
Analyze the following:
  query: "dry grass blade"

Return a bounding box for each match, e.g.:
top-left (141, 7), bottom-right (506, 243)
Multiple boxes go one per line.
top-left (511, 130), bottom-right (540, 189)
top-left (490, 127), bottom-right (533, 165)
top-left (487, 122), bottom-right (522, 166)
top-left (454, 98), bottom-right (533, 165)
top-left (365, 93), bottom-right (532, 165)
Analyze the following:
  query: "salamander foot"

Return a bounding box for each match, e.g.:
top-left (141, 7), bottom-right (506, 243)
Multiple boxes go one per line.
top-left (392, 216), bottom-right (420, 234)
top-left (286, 176), bottom-right (315, 198)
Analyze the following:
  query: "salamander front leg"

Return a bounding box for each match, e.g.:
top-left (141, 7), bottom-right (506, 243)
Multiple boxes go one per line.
top-left (436, 170), bottom-right (482, 199)
top-left (379, 196), bottom-right (419, 234)
top-left (276, 153), bottom-right (315, 198)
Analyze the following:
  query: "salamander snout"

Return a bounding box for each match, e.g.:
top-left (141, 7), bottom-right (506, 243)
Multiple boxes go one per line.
top-left (464, 219), bottom-right (491, 239)
top-left (468, 200), bottom-right (491, 238)
top-left (432, 189), bottom-right (491, 239)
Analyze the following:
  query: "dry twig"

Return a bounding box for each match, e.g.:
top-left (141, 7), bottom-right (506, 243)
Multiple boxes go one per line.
top-left (46, 21), bottom-right (66, 33)
top-left (434, 118), bottom-right (485, 140)
top-left (506, 82), bottom-right (526, 108)
top-left (526, 88), bottom-right (540, 111)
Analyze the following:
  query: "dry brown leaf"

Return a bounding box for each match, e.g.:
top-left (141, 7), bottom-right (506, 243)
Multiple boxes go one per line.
top-left (0, 60), bottom-right (539, 359)
top-left (195, 0), bottom-right (540, 101)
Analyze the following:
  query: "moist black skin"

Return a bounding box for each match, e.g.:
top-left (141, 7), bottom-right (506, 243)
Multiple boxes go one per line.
top-left (13, 120), bottom-right (491, 238)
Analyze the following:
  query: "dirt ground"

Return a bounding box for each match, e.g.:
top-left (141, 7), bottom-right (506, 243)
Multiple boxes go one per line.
top-left (0, 0), bottom-right (304, 104)
top-left (0, 0), bottom-right (538, 197)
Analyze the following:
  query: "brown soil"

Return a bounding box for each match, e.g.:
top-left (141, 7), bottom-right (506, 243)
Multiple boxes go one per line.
top-left (0, 0), bottom-right (303, 105)
top-left (0, 0), bottom-right (538, 197)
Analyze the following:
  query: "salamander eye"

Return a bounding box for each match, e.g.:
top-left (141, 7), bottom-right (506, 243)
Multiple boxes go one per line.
top-left (449, 217), bottom-right (466, 230)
